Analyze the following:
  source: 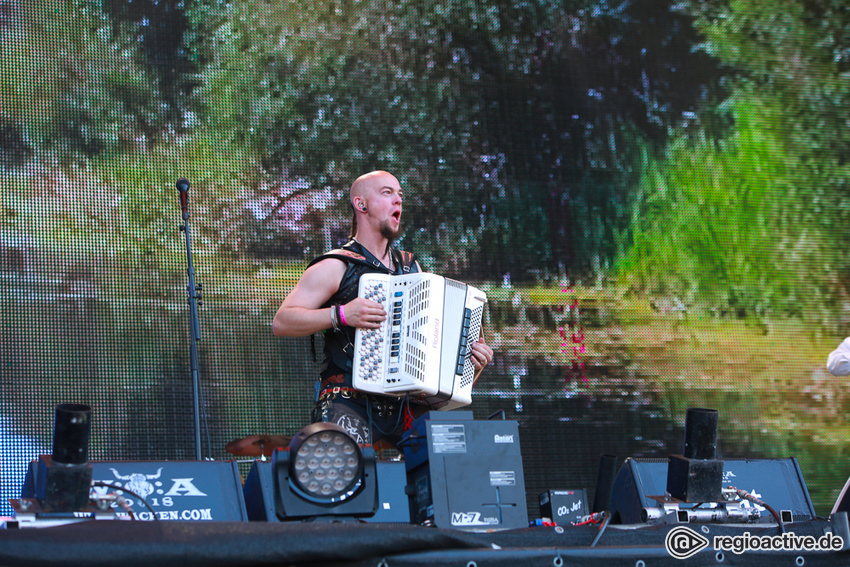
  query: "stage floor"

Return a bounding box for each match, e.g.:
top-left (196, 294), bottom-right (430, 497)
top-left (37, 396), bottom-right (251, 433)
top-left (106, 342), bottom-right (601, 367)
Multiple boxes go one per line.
top-left (2, 517), bottom-right (850, 567)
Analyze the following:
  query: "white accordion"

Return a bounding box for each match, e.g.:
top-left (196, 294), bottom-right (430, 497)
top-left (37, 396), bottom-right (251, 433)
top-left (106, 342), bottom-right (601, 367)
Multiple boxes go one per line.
top-left (352, 273), bottom-right (487, 410)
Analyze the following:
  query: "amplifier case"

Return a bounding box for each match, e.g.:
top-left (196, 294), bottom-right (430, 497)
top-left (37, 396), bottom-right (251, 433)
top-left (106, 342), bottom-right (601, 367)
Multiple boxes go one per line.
top-left (402, 411), bottom-right (528, 531)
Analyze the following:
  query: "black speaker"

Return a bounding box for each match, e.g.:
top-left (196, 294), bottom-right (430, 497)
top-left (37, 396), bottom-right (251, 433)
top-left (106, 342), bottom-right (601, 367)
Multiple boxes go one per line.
top-left (610, 457), bottom-right (815, 525)
top-left (22, 460), bottom-right (248, 521)
top-left (243, 460), bottom-right (411, 523)
top-left (401, 411), bottom-right (528, 531)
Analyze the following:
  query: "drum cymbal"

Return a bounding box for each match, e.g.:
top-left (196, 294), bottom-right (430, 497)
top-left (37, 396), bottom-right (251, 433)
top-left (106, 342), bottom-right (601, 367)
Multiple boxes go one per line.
top-left (225, 434), bottom-right (292, 457)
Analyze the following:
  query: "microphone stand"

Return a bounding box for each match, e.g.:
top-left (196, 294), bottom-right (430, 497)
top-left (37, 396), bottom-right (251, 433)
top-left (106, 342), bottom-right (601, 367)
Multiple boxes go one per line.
top-left (177, 179), bottom-right (205, 461)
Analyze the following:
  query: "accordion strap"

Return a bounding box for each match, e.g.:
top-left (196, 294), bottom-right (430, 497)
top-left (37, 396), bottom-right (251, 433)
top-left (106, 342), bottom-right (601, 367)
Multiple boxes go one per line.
top-left (391, 249), bottom-right (416, 273)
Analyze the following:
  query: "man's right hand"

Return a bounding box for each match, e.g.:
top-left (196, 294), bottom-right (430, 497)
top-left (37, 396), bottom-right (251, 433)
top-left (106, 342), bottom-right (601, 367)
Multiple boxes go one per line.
top-left (341, 298), bottom-right (387, 330)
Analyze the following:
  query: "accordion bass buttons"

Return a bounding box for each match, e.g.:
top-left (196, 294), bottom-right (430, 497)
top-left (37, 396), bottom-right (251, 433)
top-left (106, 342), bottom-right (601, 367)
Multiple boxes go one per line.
top-left (355, 281), bottom-right (392, 385)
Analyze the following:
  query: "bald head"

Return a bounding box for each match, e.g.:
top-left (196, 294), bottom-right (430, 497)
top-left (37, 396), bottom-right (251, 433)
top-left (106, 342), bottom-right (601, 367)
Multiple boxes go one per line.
top-left (348, 170), bottom-right (404, 241)
top-left (350, 170), bottom-right (399, 208)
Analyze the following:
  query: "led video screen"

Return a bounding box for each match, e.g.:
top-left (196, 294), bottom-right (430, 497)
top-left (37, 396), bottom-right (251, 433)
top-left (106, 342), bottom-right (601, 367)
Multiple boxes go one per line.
top-left (3, 0), bottom-right (850, 518)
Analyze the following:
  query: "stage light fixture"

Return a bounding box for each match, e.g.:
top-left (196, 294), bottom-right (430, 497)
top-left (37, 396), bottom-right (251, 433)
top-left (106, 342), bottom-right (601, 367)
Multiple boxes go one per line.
top-left (273, 423), bottom-right (377, 520)
top-left (38, 403), bottom-right (94, 512)
top-left (10, 404), bottom-right (100, 527)
top-left (666, 407), bottom-right (723, 502)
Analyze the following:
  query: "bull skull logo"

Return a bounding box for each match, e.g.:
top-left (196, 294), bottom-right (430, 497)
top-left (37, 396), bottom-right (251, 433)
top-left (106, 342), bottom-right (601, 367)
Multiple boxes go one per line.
top-left (110, 467), bottom-right (163, 499)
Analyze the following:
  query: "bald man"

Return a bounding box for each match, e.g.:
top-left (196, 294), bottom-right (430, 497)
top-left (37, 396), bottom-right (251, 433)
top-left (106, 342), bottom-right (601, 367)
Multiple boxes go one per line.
top-left (273, 171), bottom-right (493, 446)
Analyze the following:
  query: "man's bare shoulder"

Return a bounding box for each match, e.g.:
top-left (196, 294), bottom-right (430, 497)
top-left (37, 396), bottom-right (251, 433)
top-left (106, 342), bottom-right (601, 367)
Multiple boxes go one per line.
top-left (304, 256), bottom-right (348, 277)
top-left (292, 257), bottom-right (347, 296)
top-left (279, 257), bottom-right (346, 312)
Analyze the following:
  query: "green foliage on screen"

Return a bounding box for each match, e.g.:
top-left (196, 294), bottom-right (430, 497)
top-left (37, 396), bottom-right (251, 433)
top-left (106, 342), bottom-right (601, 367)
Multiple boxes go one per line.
top-left (620, 0), bottom-right (850, 324)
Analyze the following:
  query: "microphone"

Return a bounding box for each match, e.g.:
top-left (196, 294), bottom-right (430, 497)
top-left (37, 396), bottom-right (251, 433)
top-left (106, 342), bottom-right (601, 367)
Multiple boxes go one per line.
top-left (176, 178), bottom-right (190, 218)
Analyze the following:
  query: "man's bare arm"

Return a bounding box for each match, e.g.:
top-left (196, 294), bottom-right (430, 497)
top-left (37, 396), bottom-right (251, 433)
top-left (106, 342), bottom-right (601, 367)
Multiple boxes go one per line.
top-left (273, 259), bottom-right (387, 337)
top-left (273, 260), bottom-right (346, 337)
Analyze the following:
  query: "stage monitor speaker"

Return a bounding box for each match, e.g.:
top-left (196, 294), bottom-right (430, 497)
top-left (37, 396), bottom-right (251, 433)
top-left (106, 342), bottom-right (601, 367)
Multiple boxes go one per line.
top-left (243, 460), bottom-right (410, 523)
top-left (610, 457), bottom-right (815, 525)
top-left (401, 411), bottom-right (528, 531)
top-left (22, 460), bottom-right (248, 521)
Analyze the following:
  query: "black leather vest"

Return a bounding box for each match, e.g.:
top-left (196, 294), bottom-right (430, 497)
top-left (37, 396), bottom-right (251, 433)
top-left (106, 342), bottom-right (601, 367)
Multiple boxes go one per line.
top-left (308, 239), bottom-right (418, 383)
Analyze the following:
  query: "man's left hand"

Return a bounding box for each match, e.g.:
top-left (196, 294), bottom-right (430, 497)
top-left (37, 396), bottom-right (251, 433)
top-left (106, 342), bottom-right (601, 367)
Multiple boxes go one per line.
top-left (470, 338), bottom-right (493, 380)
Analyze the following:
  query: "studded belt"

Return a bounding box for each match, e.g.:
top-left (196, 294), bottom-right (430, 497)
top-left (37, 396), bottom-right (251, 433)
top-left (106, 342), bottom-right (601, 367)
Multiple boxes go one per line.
top-left (318, 387), bottom-right (367, 401)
